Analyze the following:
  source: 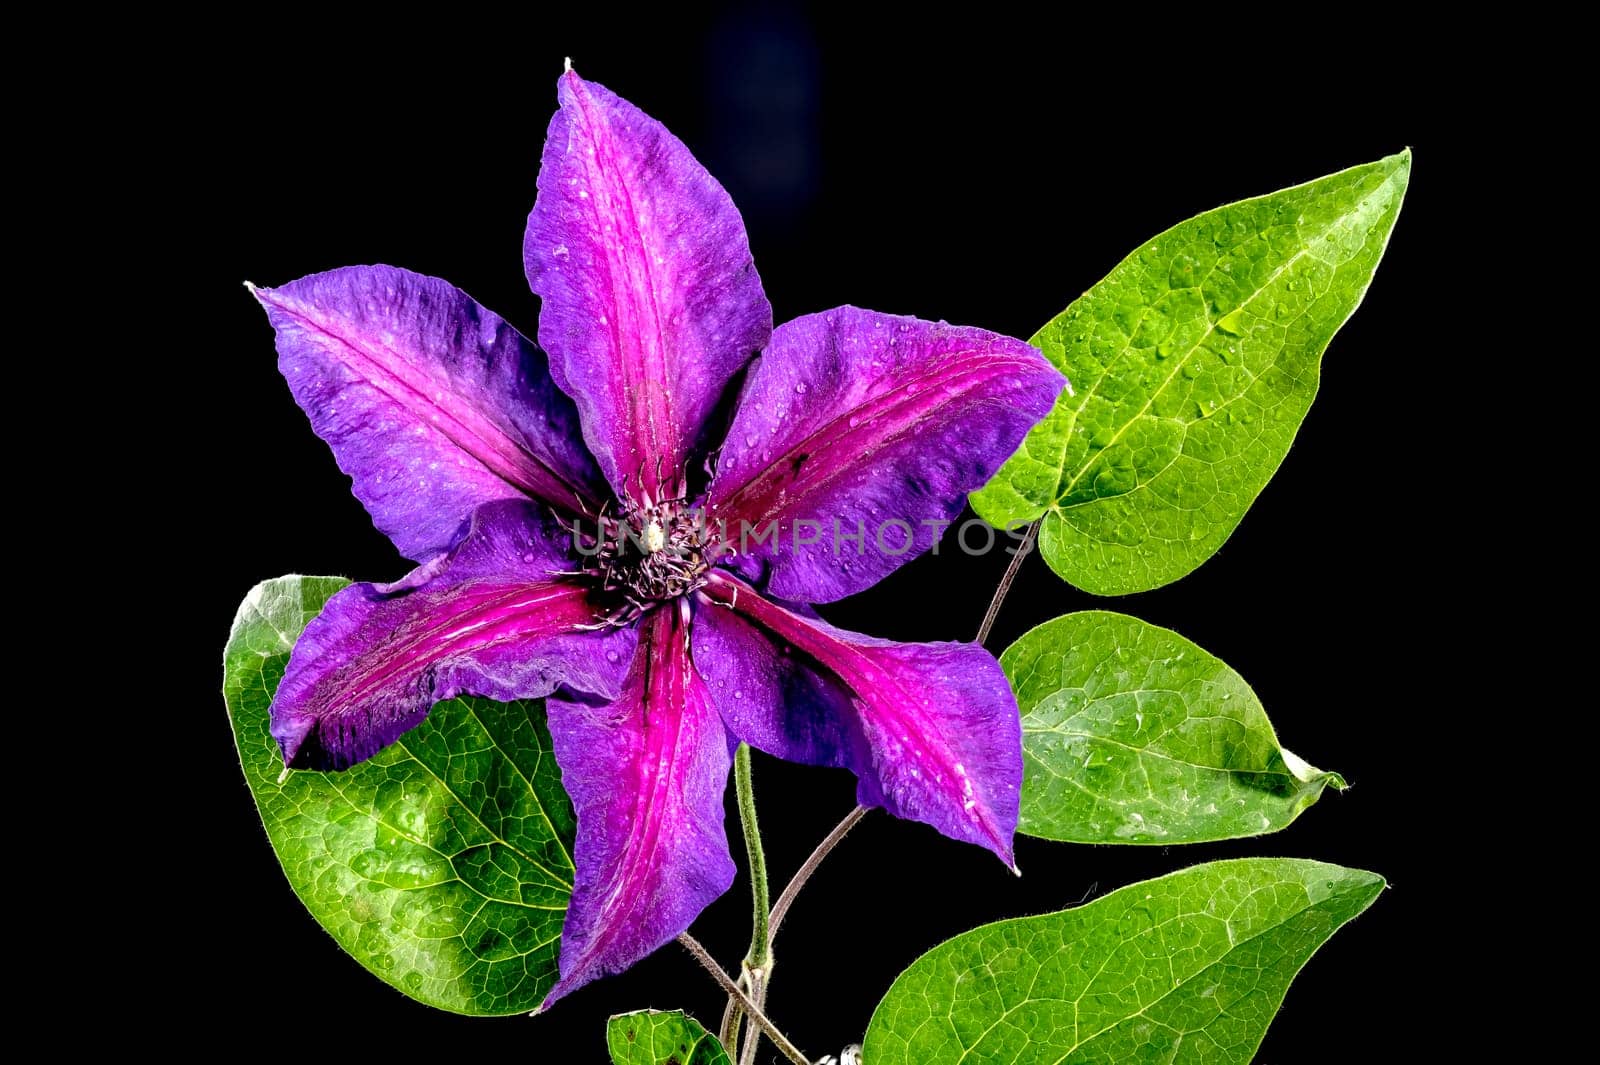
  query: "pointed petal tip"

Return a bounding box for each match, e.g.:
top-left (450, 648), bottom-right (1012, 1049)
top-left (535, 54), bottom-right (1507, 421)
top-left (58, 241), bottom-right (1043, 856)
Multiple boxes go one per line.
top-left (558, 61), bottom-right (585, 95)
top-left (986, 831), bottom-right (1018, 872)
top-left (270, 713), bottom-right (312, 770)
top-left (538, 969), bottom-right (589, 1012)
top-left (246, 279), bottom-right (288, 312)
top-left (243, 279), bottom-right (273, 307)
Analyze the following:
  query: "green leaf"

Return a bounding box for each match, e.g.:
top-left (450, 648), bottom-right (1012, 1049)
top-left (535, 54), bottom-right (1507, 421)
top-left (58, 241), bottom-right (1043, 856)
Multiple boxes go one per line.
top-left (607, 1010), bottom-right (732, 1065)
top-left (1004, 611), bottom-right (1343, 844)
top-left (223, 575), bottom-right (575, 1015)
top-left (973, 151), bottom-right (1411, 594)
top-left (863, 858), bottom-right (1383, 1064)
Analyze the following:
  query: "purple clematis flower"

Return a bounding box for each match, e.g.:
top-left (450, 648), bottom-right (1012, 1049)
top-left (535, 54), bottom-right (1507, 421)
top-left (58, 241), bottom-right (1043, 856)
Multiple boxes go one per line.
top-left (251, 69), bottom-right (1065, 1007)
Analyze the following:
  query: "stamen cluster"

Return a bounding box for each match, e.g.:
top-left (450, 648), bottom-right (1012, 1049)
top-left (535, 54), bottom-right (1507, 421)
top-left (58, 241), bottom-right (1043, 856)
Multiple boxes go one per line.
top-left (595, 497), bottom-right (712, 607)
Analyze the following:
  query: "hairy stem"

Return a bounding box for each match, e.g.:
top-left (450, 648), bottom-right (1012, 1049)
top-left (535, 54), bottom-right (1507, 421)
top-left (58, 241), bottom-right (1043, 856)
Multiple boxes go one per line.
top-left (732, 805), bottom-right (869, 1065)
top-left (719, 744), bottom-right (771, 1059)
top-left (718, 984), bottom-right (743, 1059)
top-left (738, 970), bottom-right (768, 1065)
top-left (736, 745), bottom-right (772, 970)
top-left (976, 519), bottom-right (1039, 644)
top-left (678, 933), bottom-right (809, 1065)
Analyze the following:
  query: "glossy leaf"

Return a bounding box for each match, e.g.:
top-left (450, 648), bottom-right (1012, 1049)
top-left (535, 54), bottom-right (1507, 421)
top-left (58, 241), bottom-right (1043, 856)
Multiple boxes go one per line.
top-left (606, 1010), bottom-right (732, 1065)
top-left (973, 152), bottom-right (1410, 594)
top-left (1004, 611), bottom-right (1342, 844)
top-left (863, 858), bottom-right (1383, 1064)
top-left (224, 575), bottom-right (576, 1014)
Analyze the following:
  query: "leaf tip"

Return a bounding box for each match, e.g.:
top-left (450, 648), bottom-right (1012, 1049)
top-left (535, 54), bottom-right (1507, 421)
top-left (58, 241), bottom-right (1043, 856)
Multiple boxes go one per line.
top-left (1383, 147), bottom-right (1413, 187)
top-left (1317, 863), bottom-right (1387, 906)
top-left (1350, 869), bottom-right (1389, 906)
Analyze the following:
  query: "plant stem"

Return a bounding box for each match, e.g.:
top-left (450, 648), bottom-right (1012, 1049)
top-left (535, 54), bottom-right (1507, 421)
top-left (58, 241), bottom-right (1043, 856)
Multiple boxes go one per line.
top-left (678, 933), bottom-right (810, 1065)
top-left (719, 744), bottom-right (771, 1059)
top-left (738, 971), bottom-right (768, 1065)
top-left (718, 984), bottom-right (744, 1060)
top-left (769, 805), bottom-right (869, 939)
top-left (976, 519), bottom-right (1039, 645)
top-left (728, 804), bottom-right (870, 1065)
top-left (736, 744), bottom-right (771, 970)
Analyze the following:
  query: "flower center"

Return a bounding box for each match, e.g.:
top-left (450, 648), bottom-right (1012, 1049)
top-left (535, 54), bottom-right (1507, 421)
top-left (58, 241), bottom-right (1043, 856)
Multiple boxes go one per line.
top-left (598, 499), bottom-right (711, 602)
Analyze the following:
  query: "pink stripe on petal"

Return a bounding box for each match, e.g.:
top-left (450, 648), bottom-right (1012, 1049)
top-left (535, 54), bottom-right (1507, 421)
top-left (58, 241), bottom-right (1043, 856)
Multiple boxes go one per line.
top-left (543, 604), bottom-right (735, 1005)
top-left (526, 71), bottom-right (771, 504)
top-left (698, 573), bottom-right (1020, 864)
top-left (255, 266), bottom-right (604, 562)
top-left (271, 502), bottom-right (632, 770)
top-left (708, 307), bottom-right (1064, 603)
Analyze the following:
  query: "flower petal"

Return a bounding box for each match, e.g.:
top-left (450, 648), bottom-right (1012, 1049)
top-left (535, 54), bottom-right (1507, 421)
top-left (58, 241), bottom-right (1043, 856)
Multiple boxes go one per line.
top-left (697, 573), bottom-right (1020, 864)
top-left (271, 501), bottom-right (632, 770)
top-left (254, 265), bottom-right (605, 562)
top-left (708, 307), bottom-right (1065, 602)
top-left (525, 71), bottom-right (772, 504)
top-left (543, 604), bottom-right (735, 1005)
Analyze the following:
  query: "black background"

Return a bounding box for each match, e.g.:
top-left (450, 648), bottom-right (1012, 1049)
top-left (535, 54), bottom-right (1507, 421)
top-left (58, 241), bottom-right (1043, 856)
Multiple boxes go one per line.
top-left (177, 7), bottom-right (1466, 1060)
